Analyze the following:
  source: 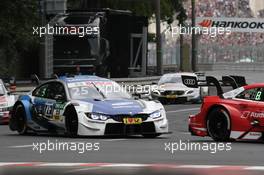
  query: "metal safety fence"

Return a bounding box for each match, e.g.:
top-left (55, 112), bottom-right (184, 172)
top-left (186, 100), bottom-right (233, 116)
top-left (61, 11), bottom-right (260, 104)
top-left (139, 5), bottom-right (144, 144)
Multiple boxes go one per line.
top-left (197, 43), bottom-right (264, 64)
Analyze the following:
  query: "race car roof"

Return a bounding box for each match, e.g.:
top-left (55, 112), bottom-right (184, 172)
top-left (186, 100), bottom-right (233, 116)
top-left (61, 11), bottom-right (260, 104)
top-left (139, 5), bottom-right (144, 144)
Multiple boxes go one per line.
top-left (59, 75), bottom-right (111, 83)
top-left (244, 83), bottom-right (264, 90)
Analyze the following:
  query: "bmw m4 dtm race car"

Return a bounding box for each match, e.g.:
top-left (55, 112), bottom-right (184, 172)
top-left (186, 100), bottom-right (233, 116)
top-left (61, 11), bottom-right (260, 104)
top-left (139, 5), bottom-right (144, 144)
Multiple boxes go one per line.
top-left (151, 72), bottom-right (207, 104)
top-left (9, 75), bottom-right (168, 137)
top-left (0, 79), bottom-right (15, 124)
top-left (187, 75), bottom-right (264, 142)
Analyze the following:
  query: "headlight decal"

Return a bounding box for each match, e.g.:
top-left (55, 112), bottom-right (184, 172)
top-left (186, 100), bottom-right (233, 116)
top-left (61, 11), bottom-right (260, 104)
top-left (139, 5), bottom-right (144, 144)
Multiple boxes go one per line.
top-left (187, 90), bottom-right (194, 94)
top-left (86, 113), bottom-right (110, 121)
top-left (149, 110), bottom-right (162, 119)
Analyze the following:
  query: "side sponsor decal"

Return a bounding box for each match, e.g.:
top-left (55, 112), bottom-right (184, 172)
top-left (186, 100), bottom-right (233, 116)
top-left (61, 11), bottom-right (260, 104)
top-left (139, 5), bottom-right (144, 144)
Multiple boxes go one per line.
top-left (52, 103), bottom-right (66, 121)
top-left (181, 75), bottom-right (198, 88)
top-left (241, 111), bottom-right (264, 119)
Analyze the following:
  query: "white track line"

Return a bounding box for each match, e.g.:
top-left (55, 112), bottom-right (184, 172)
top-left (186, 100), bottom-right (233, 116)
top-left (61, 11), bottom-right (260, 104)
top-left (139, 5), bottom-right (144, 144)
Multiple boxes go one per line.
top-left (66, 167), bottom-right (103, 173)
top-left (102, 164), bottom-right (148, 167)
top-left (179, 132), bottom-right (191, 135)
top-left (178, 165), bottom-right (221, 169)
top-left (8, 145), bottom-right (33, 148)
top-left (245, 167), bottom-right (264, 170)
top-left (166, 108), bottom-right (200, 114)
top-left (39, 163), bottom-right (85, 167)
top-left (103, 139), bottom-right (128, 142)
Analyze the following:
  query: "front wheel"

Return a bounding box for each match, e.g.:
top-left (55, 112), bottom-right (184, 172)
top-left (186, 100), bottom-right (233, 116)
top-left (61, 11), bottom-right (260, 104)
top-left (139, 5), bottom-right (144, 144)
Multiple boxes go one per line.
top-left (207, 107), bottom-right (231, 142)
top-left (13, 104), bottom-right (28, 135)
top-left (65, 106), bottom-right (78, 138)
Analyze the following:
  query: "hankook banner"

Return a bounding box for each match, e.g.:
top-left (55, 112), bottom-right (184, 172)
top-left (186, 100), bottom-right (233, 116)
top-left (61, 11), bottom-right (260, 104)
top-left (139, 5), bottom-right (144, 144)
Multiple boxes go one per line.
top-left (196, 17), bottom-right (264, 33)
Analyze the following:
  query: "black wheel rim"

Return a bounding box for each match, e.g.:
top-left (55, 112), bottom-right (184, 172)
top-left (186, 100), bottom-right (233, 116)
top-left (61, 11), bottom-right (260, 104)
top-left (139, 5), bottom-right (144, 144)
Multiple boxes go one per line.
top-left (209, 112), bottom-right (229, 140)
top-left (16, 107), bottom-right (26, 133)
top-left (67, 111), bottom-right (78, 135)
top-left (70, 116), bottom-right (78, 133)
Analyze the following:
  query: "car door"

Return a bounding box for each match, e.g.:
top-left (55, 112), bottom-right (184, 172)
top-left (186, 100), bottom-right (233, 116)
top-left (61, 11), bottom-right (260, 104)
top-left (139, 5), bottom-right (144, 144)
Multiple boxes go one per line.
top-left (32, 82), bottom-right (67, 129)
top-left (253, 87), bottom-right (264, 126)
top-left (234, 87), bottom-right (263, 120)
top-left (48, 82), bottom-right (68, 125)
top-left (32, 83), bottom-right (52, 120)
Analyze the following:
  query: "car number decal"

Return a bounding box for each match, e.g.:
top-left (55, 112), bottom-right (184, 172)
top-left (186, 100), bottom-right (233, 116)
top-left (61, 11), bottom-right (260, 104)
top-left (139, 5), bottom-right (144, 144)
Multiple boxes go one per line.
top-left (44, 104), bottom-right (53, 117)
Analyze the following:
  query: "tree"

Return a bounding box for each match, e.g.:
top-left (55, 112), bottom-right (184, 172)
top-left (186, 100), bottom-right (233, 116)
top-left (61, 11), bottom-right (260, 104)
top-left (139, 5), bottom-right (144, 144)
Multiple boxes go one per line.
top-left (176, 1), bottom-right (187, 71)
top-left (0, 0), bottom-right (39, 77)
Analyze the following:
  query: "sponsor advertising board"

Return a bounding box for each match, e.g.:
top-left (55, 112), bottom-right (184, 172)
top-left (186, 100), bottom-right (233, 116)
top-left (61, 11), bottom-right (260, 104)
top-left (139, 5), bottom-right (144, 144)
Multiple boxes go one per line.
top-left (196, 17), bottom-right (264, 33)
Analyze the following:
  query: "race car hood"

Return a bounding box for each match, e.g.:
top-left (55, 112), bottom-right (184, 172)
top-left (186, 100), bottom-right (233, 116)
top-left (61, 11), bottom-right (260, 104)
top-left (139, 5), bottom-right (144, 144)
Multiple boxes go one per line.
top-left (78, 98), bottom-right (147, 115)
top-left (158, 83), bottom-right (191, 91)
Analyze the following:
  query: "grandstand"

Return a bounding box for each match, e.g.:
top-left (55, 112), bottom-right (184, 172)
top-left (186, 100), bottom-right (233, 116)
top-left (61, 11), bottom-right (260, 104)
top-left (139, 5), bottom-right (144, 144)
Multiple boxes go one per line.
top-left (183, 0), bottom-right (264, 68)
top-left (250, 0), bottom-right (264, 17)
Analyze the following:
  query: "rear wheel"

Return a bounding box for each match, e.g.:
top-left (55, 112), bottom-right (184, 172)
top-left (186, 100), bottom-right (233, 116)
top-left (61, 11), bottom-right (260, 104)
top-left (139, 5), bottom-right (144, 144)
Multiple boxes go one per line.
top-left (13, 104), bottom-right (27, 135)
top-left (207, 107), bottom-right (231, 142)
top-left (65, 106), bottom-right (78, 137)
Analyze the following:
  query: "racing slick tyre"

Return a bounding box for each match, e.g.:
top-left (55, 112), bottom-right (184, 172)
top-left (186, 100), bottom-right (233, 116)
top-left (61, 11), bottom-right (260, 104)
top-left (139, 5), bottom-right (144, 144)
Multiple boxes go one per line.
top-left (65, 106), bottom-right (78, 138)
top-left (207, 107), bottom-right (231, 142)
top-left (13, 104), bottom-right (28, 135)
top-left (142, 134), bottom-right (161, 138)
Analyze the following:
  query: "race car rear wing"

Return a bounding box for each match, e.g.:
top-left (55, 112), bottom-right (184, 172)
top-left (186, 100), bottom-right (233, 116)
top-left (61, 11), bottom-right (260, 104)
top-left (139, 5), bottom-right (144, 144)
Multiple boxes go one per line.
top-left (182, 75), bottom-right (247, 97)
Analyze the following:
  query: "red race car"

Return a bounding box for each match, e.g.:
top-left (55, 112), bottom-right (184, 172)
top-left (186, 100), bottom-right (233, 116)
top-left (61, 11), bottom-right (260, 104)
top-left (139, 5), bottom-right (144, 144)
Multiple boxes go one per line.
top-left (187, 75), bottom-right (264, 142)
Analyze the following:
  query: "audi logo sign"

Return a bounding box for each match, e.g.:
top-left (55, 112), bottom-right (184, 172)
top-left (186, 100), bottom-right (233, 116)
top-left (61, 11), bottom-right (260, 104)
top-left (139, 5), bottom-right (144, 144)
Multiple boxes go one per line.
top-left (184, 79), bottom-right (196, 85)
top-left (181, 75), bottom-right (198, 88)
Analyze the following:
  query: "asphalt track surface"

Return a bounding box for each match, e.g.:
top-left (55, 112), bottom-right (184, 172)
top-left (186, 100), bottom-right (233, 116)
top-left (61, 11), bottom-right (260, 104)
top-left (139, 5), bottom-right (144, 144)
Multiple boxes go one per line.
top-left (1, 104), bottom-right (264, 175)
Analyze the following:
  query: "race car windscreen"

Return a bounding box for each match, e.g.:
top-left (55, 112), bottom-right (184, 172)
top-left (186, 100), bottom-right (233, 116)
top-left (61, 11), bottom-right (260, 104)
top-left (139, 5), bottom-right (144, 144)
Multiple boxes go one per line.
top-left (96, 82), bottom-right (132, 99)
top-left (69, 84), bottom-right (104, 100)
top-left (158, 75), bottom-right (182, 85)
top-left (68, 81), bottom-right (131, 100)
top-left (222, 87), bottom-right (245, 99)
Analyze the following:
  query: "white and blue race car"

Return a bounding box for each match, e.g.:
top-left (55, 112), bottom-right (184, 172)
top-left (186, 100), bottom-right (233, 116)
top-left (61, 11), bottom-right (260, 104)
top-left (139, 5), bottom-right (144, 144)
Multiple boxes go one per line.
top-left (9, 75), bottom-right (168, 137)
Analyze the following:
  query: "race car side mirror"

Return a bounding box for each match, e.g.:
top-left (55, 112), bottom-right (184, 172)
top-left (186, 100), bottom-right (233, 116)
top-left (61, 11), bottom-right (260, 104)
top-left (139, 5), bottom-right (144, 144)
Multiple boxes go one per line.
top-left (54, 94), bottom-right (65, 101)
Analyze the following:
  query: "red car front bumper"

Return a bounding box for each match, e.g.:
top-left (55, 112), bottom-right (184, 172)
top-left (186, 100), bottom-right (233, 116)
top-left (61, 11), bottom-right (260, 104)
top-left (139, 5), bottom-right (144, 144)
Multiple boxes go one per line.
top-left (189, 113), bottom-right (208, 137)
